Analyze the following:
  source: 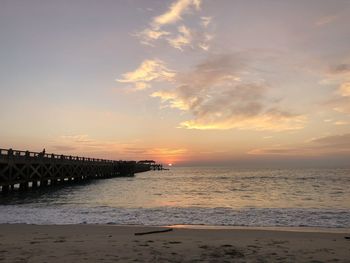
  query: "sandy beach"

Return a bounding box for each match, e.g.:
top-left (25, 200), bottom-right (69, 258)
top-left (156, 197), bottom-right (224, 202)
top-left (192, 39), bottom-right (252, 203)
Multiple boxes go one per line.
top-left (0, 224), bottom-right (349, 262)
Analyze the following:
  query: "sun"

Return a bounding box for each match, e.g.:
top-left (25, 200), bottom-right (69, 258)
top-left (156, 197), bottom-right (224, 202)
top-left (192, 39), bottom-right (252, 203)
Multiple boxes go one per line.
top-left (168, 163), bottom-right (173, 167)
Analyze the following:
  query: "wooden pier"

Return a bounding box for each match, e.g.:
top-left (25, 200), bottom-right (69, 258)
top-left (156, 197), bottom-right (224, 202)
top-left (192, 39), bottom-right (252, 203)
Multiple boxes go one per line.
top-left (0, 148), bottom-right (154, 194)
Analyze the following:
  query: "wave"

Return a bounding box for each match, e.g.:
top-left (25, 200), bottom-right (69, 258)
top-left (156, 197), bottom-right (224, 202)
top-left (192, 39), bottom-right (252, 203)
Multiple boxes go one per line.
top-left (1, 206), bottom-right (349, 228)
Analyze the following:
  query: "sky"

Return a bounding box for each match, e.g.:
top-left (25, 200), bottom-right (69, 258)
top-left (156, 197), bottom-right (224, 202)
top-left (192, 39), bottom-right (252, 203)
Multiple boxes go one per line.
top-left (0, 0), bottom-right (350, 167)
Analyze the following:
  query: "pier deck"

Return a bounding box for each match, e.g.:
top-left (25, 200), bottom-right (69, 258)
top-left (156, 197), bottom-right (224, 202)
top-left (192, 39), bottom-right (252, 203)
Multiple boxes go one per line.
top-left (0, 148), bottom-right (152, 194)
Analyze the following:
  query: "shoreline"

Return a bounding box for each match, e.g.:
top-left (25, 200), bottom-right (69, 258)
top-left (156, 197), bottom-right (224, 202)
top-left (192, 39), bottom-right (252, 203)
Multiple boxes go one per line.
top-left (168, 224), bottom-right (350, 233)
top-left (2, 223), bottom-right (350, 233)
top-left (1, 224), bottom-right (349, 262)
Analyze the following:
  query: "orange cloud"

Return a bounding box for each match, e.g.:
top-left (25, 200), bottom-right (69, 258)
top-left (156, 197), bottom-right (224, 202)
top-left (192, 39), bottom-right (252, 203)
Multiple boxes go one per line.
top-left (51, 134), bottom-right (187, 163)
top-left (339, 82), bottom-right (350, 97)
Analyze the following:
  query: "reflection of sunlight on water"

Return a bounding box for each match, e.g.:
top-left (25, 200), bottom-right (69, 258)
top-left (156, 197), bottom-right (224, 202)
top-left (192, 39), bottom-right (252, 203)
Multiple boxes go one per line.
top-left (68, 168), bottom-right (348, 209)
top-left (65, 167), bottom-right (350, 210)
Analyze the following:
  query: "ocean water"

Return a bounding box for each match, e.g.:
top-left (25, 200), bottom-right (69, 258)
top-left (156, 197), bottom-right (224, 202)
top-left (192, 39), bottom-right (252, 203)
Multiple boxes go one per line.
top-left (0, 167), bottom-right (350, 228)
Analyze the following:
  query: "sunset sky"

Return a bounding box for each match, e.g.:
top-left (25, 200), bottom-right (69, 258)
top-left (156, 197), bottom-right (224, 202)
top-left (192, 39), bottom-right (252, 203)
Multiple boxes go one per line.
top-left (1, 0), bottom-right (350, 167)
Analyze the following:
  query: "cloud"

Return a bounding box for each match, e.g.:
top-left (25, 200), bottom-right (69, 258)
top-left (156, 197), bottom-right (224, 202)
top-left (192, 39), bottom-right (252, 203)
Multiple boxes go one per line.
top-left (315, 15), bottom-right (338, 27)
top-left (166, 24), bottom-right (213, 51)
top-left (135, 0), bottom-right (212, 51)
top-left (248, 147), bottom-right (300, 155)
top-left (334, 120), bottom-right (349, 126)
top-left (329, 64), bottom-right (350, 75)
top-left (197, 33), bottom-right (213, 51)
top-left (323, 63), bottom-right (350, 114)
top-left (339, 82), bottom-right (350, 97)
top-left (180, 109), bottom-right (305, 131)
top-left (123, 147), bottom-right (188, 163)
top-left (200, 16), bottom-right (212, 28)
top-left (310, 133), bottom-right (350, 148)
top-left (136, 28), bottom-right (171, 46)
top-left (52, 134), bottom-right (187, 161)
top-left (263, 136), bottom-right (273, 139)
top-left (51, 145), bottom-right (77, 152)
top-left (328, 97), bottom-right (350, 114)
top-left (152, 0), bottom-right (201, 29)
top-left (249, 133), bottom-right (350, 156)
top-left (147, 147), bottom-right (188, 157)
top-left (122, 146), bottom-right (187, 157)
top-left (59, 134), bottom-right (109, 149)
top-left (248, 133), bottom-right (350, 157)
top-left (152, 54), bottom-right (306, 131)
top-left (117, 59), bottom-right (175, 90)
top-left (167, 25), bottom-right (192, 50)
top-left (61, 134), bottom-right (92, 143)
top-left (152, 89), bottom-right (190, 110)
top-left (323, 119), bottom-right (349, 126)
top-left (320, 63), bottom-right (350, 86)
top-left (326, 82), bottom-right (350, 114)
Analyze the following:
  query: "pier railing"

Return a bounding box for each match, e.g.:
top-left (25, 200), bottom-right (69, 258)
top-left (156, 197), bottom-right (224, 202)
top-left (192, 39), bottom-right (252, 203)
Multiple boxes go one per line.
top-left (0, 148), bottom-right (117, 163)
top-left (0, 148), bottom-right (153, 193)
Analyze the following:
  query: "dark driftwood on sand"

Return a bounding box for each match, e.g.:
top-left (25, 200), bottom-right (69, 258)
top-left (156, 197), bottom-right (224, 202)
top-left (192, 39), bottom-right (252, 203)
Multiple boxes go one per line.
top-left (134, 228), bottom-right (173, 236)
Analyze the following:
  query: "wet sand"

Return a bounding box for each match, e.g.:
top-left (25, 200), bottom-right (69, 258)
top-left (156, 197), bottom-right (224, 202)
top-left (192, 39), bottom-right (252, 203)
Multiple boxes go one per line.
top-left (0, 224), bottom-right (349, 262)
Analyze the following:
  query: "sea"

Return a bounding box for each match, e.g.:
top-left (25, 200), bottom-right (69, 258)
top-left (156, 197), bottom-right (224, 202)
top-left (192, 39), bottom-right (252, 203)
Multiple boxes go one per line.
top-left (0, 167), bottom-right (350, 228)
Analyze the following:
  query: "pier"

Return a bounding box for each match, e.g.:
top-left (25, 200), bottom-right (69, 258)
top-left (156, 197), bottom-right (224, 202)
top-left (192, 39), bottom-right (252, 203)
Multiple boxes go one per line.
top-left (138, 160), bottom-right (165, 170)
top-left (0, 148), bottom-right (157, 194)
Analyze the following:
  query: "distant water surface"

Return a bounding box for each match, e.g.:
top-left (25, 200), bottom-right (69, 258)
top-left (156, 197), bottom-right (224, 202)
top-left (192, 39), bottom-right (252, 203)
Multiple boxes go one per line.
top-left (0, 167), bottom-right (349, 227)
